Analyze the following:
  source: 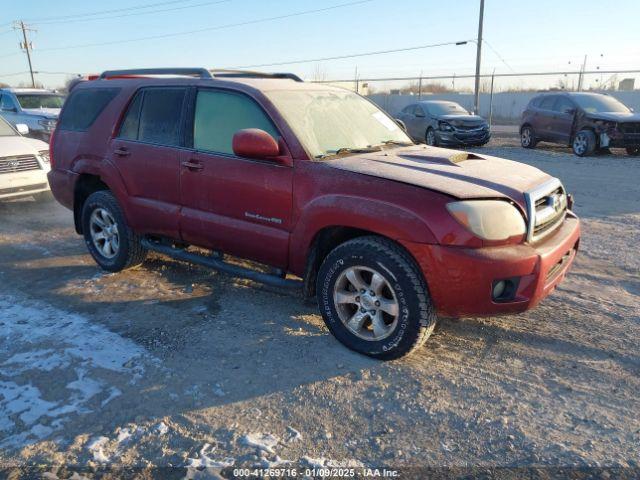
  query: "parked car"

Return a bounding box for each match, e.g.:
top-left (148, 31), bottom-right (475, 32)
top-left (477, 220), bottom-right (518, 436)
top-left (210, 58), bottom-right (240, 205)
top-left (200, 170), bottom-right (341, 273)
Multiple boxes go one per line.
top-left (0, 115), bottom-right (51, 201)
top-left (0, 87), bottom-right (65, 142)
top-left (396, 100), bottom-right (491, 147)
top-left (520, 91), bottom-right (640, 156)
top-left (48, 68), bottom-right (580, 359)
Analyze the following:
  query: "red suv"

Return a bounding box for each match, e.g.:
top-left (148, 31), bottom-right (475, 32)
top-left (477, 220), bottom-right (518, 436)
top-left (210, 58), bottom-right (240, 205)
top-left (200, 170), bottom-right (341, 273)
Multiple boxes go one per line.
top-left (48, 68), bottom-right (581, 359)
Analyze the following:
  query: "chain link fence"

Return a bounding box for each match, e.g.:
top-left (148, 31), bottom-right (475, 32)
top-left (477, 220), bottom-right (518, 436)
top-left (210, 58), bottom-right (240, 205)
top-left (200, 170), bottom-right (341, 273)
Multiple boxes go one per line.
top-left (313, 70), bottom-right (640, 125)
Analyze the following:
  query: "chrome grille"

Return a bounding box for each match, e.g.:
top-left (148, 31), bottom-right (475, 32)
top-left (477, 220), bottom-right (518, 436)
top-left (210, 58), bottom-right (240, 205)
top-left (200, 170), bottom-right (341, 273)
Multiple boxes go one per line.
top-left (524, 178), bottom-right (568, 243)
top-left (0, 155), bottom-right (41, 175)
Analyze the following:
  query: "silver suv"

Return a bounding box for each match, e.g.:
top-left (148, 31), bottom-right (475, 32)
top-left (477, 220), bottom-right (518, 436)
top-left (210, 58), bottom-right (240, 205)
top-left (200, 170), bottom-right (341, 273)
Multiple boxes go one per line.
top-left (0, 88), bottom-right (65, 142)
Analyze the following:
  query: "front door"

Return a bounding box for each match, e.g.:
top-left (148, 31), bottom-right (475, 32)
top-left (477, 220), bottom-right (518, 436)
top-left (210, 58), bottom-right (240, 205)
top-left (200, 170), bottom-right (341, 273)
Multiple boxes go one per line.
top-left (179, 88), bottom-right (293, 268)
top-left (549, 96), bottom-right (576, 145)
top-left (108, 86), bottom-right (187, 238)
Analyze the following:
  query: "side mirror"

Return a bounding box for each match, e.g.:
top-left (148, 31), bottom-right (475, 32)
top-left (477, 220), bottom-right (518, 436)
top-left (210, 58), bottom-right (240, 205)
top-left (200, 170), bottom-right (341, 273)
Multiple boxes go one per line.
top-left (395, 119), bottom-right (407, 132)
top-left (15, 123), bottom-right (29, 135)
top-left (232, 128), bottom-right (280, 160)
top-left (2, 106), bottom-right (17, 113)
top-left (565, 108), bottom-right (576, 115)
top-left (415, 111), bottom-right (425, 118)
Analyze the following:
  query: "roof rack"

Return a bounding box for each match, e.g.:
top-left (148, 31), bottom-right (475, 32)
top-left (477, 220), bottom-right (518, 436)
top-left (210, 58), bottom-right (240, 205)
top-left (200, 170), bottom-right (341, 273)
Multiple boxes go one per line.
top-left (99, 68), bottom-right (213, 79)
top-left (98, 68), bottom-right (303, 82)
top-left (210, 69), bottom-right (303, 82)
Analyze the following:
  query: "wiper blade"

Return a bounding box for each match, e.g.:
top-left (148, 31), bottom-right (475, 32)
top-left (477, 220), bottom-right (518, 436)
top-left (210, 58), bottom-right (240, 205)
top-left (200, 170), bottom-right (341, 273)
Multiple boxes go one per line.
top-left (315, 146), bottom-right (382, 159)
top-left (380, 140), bottom-right (413, 146)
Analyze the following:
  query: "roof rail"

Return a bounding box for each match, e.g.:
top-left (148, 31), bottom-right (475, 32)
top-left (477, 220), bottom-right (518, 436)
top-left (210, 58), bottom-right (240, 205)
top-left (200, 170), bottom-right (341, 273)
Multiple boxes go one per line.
top-left (99, 68), bottom-right (213, 79)
top-left (210, 69), bottom-right (303, 82)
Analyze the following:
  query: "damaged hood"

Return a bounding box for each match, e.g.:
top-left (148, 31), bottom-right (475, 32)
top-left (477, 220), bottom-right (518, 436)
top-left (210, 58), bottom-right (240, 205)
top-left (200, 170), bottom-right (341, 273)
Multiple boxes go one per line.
top-left (585, 111), bottom-right (640, 123)
top-left (325, 145), bottom-right (552, 206)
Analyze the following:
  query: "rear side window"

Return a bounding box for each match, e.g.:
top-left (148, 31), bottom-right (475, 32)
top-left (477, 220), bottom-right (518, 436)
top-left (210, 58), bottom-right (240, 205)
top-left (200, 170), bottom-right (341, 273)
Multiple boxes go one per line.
top-left (58, 88), bottom-right (120, 131)
top-left (118, 87), bottom-right (186, 146)
top-left (193, 90), bottom-right (278, 155)
top-left (539, 96), bottom-right (556, 110)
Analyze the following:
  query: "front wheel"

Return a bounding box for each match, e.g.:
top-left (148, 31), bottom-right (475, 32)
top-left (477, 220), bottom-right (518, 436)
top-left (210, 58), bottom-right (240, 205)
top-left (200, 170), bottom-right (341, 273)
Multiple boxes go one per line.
top-left (316, 236), bottom-right (437, 360)
top-left (520, 125), bottom-right (537, 149)
top-left (81, 190), bottom-right (147, 272)
top-left (572, 130), bottom-right (596, 157)
top-left (425, 128), bottom-right (438, 146)
top-left (626, 146), bottom-right (640, 156)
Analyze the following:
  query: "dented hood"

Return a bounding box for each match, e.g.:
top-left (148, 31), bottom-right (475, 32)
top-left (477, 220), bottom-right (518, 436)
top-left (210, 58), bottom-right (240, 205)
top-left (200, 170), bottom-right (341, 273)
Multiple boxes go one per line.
top-left (325, 145), bottom-right (552, 206)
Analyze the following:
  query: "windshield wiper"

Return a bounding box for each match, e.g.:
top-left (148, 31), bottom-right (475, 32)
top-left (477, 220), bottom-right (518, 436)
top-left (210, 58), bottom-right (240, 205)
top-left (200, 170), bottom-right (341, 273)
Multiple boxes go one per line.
top-left (315, 146), bottom-right (382, 159)
top-left (379, 140), bottom-right (413, 146)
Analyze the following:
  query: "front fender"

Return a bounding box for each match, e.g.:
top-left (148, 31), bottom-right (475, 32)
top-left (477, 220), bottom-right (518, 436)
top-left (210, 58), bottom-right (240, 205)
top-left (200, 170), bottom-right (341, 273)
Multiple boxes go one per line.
top-left (289, 194), bottom-right (437, 274)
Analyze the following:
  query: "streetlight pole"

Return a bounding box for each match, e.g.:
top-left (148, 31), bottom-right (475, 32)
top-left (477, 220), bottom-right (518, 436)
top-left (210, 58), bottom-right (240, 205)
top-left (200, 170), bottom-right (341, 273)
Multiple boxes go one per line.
top-left (473, 0), bottom-right (485, 115)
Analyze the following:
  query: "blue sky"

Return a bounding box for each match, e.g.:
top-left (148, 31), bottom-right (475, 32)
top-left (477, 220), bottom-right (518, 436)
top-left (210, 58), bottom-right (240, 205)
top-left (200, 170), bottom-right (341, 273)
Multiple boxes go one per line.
top-left (1, 0), bottom-right (639, 89)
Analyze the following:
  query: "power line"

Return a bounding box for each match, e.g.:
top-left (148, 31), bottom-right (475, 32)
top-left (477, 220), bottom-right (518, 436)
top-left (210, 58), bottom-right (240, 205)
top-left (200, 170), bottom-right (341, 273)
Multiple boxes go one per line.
top-left (230, 40), bottom-right (473, 69)
top-left (23, 0), bottom-right (201, 22)
top-left (36, 0), bottom-right (372, 52)
top-left (33, 0), bottom-right (231, 26)
top-left (482, 39), bottom-right (515, 73)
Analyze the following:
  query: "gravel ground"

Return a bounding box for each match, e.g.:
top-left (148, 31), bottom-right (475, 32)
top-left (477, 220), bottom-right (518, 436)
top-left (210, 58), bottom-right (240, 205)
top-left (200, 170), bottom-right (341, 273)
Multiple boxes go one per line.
top-left (0, 138), bottom-right (638, 479)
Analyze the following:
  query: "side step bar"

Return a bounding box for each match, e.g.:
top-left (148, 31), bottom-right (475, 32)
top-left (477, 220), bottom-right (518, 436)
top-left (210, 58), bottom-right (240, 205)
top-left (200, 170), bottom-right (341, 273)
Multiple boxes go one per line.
top-left (141, 239), bottom-right (302, 290)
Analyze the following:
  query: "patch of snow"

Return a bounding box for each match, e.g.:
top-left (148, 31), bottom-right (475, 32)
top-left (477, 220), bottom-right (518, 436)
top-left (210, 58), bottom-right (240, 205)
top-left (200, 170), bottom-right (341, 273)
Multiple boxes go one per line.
top-left (0, 294), bottom-right (151, 448)
top-left (87, 436), bottom-right (111, 463)
top-left (301, 456), bottom-right (364, 468)
top-left (156, 421), bottom-right (169, 435)
top-left (286, 426), bottom-right (302, 442)
top-left (255, 455), bottom-right (292, 468)
top-left (185, 443), bottom-right (235, 468)
top-left (241, 433), bottom-right (279, 455)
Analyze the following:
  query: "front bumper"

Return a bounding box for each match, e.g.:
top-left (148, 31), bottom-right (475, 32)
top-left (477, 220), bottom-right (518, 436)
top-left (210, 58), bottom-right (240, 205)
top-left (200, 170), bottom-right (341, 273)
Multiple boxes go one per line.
top-left (402, 215), bottom-right (580, 318)
top-left (436, 129), bottom-right (491, 146)
top-left (0, 170), bottom-right (50, 200)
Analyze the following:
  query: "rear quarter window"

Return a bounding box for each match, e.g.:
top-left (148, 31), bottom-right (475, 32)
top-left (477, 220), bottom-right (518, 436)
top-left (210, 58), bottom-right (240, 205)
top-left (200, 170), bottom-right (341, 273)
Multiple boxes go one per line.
top-left (58, 88), bottom-right (120, 132)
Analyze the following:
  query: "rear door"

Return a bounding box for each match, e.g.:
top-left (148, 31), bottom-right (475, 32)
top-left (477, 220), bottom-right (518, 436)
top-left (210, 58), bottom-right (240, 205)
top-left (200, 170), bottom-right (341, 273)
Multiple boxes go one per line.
top-left (548, 96), bottom-right (576, 144)
top-left (534, 95), bottom-right (557, 141)
top-left (109, 86), bottom-right (187, 238)
top-left (179, 88), bottom-right (293, 268)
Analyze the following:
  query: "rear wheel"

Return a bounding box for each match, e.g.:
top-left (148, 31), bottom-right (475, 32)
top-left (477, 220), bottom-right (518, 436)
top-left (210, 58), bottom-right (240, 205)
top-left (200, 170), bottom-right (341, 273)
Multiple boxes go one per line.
top-left (572, 130), bottom-right (596, 157)
top-left (425, 128), bottom-right (437, 146)
top-left (81, 190), bottom-right (147, 272)
top-left (626, 146), bottom-right (640, 156)
top-left (520, 125), bottom-right (537, 149)
top-left (316, 236), bottom-right (437, 360)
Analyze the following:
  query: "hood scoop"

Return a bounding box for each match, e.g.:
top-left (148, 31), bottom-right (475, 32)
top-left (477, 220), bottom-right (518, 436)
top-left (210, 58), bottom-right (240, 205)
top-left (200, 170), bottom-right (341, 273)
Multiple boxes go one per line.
top-left (397, 150), bottom-right (485, 166)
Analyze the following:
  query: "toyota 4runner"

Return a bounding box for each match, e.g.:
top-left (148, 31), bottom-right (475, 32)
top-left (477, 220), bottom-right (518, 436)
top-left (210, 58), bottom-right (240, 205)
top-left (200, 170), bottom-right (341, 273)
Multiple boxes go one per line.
top-left (48, 68), bottom-right (581, 359)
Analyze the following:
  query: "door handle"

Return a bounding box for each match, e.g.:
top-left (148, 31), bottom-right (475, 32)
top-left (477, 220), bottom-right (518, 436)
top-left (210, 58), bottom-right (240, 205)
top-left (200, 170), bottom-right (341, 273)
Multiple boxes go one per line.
top-left (182, 160), bottom-right (203, 171)
top-left (114, 147), bottom-right (130, 157)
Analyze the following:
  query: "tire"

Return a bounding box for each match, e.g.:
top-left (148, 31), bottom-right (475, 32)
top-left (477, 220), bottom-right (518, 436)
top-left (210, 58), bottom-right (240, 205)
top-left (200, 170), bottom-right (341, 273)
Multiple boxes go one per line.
top-left (572, 130), bottom-right (596, 157)
top-left (626, 147), bottom-right (640, 156)
top-left (316, 236), bottom-right (437, 360)
top-left (425, 128), bottom-right (438, 146)
top-left (520, 125), bottom-right (537, 149)
top-left (81, 190), bottom-right (147, 272)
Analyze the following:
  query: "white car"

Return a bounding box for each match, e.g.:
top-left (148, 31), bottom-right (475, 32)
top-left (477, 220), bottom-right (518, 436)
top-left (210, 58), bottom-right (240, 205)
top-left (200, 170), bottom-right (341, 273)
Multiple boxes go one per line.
top-left (0, 116), bottom-right (51, 201)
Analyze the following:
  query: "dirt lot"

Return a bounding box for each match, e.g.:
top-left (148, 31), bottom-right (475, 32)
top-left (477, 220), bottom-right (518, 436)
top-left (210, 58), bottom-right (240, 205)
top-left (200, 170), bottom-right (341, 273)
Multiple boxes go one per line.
top-left (1, 139), bottom-right (639, 478)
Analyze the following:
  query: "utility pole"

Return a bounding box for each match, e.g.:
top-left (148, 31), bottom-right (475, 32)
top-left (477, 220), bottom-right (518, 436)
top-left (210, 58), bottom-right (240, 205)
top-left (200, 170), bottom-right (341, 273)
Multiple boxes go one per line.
top-left (473, 0), bottom-right (485, 115)
top-left (577, 54), bottom-right (587, 91)
top-left (14, 21), bottom-right (36, 88)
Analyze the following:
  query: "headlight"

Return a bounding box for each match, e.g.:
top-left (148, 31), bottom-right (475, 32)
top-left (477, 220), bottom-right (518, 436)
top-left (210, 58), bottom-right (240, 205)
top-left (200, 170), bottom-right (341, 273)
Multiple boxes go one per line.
top-left (446, 200), bottom-right (526, 241)
top-left (39, 150), bottom-right (50, 163)
top-left (439, 121), bottom-right (454, 132)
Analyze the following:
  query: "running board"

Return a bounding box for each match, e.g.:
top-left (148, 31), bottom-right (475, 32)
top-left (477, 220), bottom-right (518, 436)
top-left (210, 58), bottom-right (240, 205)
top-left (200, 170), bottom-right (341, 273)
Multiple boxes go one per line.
top-left (141, 239), bottom-right (302, 290)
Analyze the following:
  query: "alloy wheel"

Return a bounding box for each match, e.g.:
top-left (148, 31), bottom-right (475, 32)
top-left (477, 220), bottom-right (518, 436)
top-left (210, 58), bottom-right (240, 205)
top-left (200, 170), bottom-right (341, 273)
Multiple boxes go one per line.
top-left (333, 266), bottom-right (400, 341)
top-left (89, 208), bottom-right (120, 259)
top-left (573, 134), bottom-right (587, 155)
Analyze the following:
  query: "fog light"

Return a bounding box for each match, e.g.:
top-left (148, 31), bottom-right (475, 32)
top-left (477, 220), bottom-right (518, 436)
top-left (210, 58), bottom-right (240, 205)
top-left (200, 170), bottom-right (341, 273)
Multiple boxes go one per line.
top-left (492, 280), bottom-right (506, 299)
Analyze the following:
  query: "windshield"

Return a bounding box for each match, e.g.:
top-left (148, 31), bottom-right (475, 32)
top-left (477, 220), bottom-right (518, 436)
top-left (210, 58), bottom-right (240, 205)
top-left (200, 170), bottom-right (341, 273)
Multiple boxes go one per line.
top-left (425, 102), bottom-right (470, 115)
top-left (0, 117), bottom-right (17, 136)
top-left (266, 88), bottom-right (411, 158)
top-left (16, 94), bottom-right (65, 109)
top-left (572, 95), bottom-right (630, 114)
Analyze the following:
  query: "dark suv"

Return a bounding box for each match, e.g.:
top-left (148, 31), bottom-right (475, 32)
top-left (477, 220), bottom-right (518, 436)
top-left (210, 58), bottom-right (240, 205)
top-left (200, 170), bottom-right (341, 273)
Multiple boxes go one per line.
top-left (48, 68), bottom-right (580, 360)
top-left (520, 92), bottom-right (640, 156)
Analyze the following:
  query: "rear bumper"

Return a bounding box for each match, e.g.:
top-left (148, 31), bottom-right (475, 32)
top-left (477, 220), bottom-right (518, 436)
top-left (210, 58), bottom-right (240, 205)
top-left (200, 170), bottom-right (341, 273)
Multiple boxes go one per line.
top-left (402, 215), bottom-right (581, 318)
top-left (436, 129), bottom-right (491, 146)
top-left (47, 169), bottom-right (78, 210)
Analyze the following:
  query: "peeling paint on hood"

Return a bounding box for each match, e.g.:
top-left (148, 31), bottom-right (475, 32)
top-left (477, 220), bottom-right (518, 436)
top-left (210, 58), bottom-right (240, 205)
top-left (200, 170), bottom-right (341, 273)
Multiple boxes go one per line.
top-left (325, 145), bottom-right (552, 206)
